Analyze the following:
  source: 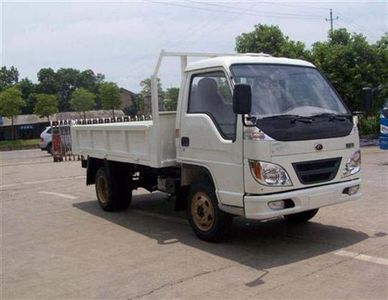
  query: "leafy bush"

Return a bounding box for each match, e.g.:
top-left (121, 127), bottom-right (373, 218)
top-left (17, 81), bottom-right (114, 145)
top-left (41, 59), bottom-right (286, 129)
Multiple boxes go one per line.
top-left (358, 115), bottom-right (379, 136)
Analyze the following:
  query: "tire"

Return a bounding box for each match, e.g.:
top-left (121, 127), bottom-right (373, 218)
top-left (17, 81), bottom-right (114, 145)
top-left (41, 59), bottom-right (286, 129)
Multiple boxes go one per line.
top-left (187, 181), bottom-right (233, 243)
top-left (284, 209), bottom-right (319, 223)
top-left (46, 143), bottom-right (52, 155)
top-left (95, 167), bottom-right (132, 211)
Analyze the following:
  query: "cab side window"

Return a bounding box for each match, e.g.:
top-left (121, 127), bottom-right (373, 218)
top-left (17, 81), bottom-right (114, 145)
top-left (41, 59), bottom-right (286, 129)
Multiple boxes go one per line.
top-left (188, 72), bottom-right (236, 140)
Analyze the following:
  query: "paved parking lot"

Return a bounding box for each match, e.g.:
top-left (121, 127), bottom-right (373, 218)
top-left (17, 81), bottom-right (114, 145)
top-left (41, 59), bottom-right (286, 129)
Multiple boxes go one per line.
top-left (1, 147), bottom-right (388, 299)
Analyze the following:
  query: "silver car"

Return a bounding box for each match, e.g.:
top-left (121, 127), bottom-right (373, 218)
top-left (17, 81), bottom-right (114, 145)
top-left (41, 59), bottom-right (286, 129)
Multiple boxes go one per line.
top-left (39, 126), bottom-right (52, 154)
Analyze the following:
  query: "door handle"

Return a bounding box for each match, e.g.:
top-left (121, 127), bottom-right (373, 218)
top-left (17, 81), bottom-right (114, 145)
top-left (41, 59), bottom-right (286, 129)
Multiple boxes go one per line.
top-left (181, 137), bottom-right (190, 147)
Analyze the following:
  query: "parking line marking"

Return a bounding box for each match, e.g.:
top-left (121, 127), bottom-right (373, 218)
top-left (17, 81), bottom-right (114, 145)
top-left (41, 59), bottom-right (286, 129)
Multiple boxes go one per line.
top-left (335, 250), bottom-right (388, 266)
top-left (0, 176), bottom-right (85, 190)
top-left (0, 183), bottom-right (18, 188)
top-left (25, 176), bottom-right (85, 185)
top-left (39, 191), bottom-right (78, 200)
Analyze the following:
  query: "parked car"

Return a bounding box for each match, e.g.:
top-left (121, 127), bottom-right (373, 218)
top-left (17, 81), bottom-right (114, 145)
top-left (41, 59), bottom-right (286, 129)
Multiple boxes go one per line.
top-left (39, 126), bottom-right (52, 154)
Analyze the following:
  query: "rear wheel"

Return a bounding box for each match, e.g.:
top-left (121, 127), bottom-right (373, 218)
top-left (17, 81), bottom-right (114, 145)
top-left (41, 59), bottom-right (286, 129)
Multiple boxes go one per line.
top-left (284, 209), bottom-right (319, 223)
top-left (95, 167), bottom-right (132, 211)
top-left (187, 181), bottom-right (233, 243)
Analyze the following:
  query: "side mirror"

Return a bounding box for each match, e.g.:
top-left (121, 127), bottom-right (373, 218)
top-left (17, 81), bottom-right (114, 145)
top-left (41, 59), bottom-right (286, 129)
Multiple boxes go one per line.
top-left (233, 84), bottom-right (251, 115)
top-left (362, 87), bottom-right (373, 115)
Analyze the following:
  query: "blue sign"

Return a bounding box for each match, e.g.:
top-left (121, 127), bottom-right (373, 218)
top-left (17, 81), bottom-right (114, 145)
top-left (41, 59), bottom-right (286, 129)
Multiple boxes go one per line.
top-left (379, 102), bottom-right (388, 150)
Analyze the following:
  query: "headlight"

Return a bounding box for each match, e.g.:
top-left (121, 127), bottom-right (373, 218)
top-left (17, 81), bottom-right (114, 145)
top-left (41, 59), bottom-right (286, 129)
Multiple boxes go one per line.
top-left (249, 160), bottom-right (292, 186)
top-left (381, 124), bottom-right (388, 135)
top-left (343, 150), bottom-right (361, 177)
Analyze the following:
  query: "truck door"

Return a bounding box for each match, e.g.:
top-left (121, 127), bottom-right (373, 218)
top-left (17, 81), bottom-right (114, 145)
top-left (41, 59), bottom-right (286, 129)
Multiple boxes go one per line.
top-left (178, 70), bottom-right (244, 207)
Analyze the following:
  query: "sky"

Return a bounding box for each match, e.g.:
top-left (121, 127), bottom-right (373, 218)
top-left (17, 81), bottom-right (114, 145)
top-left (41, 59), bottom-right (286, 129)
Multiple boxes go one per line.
top-left (1, 1), bottom-right (387, 93)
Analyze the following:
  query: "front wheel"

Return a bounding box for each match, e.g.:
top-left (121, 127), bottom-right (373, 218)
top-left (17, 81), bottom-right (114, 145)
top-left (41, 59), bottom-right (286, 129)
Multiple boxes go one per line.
top-left (187, 181), bottom-right (233, 243)
top-left (284, 208), bottom-right (319, 223)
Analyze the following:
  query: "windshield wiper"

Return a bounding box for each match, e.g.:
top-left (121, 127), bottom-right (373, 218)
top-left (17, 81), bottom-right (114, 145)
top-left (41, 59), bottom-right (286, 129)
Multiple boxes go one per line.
top-left (291, 116), bottom-right (313, 124)
top-left (259, 114), bottom-right (313, 124)
top-left (310, 113), bottom-right (351, 121)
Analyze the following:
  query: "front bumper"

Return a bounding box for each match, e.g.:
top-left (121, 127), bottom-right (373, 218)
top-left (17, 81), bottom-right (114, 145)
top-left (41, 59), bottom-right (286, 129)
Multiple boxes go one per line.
top-left (39, 140), bottom-right (47, 150)
top-left (244, 179), bottom-right (361, 220)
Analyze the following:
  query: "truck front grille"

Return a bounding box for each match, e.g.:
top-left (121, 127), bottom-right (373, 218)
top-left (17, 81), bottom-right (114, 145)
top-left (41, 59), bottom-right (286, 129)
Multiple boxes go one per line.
top-left (292, 157), bottom-right (342, 185)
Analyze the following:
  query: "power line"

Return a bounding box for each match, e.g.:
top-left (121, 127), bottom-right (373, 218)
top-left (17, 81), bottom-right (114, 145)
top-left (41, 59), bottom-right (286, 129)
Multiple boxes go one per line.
top-left (187, 0), bottom-right (323, 19)
top-left (259, 2), bottom-right (331, 12)
top-left (325, 8), bottom-right (339, 34)
top-left (186, 0), bottom-right (319, 19)
top-left (151, 1), bottom-right (322, 21)
top-left (336, 11), bottom-right (377, 37)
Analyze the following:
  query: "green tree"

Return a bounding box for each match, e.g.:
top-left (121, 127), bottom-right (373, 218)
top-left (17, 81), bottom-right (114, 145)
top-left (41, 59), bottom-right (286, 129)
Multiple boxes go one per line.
top-left (375, 33), bottom-right (388, 49)
top-left (135, 95), bottom-right (145, 115)
top-left (235, 24), bottom-right (308, 59)
top-left (329, 28), bottom-right (352, 46)
top-left (0, 66), bottom-right (19, 92)
top-left (310, 29), bottom-right (386, 112)
top-left (0, 86), bottom-right (25, 139)
top-left (373, 33), bottom-right (388, 106)
top-left (235, 25), bottom-right (387, 113)
top-left (37, 68), bottom-right (59, 94)
top-left (139, 78), bottom-right (162, 97)
top-left (34, 94), bottom-right (58, 122)
top-left (56, 68), bottom-right (80, 112)
top-left (138, 77), bottom-right (164, 114)
top-left (123, 104), bottom-right (138, 117)
top-left (164, 87), bottom-right (179, 111)
top-left (77, 70), bottom-right (98, 91)
top-left (70, 88), bottom-right (96, 120)
top-left (77, 70), bottom-right (105, 109)
top-left (16, 78), bottom-right (37, 114)
top-left (99, 82), bottom-right (121, 117)
top-left (37, 67), bottom-right (107, 112)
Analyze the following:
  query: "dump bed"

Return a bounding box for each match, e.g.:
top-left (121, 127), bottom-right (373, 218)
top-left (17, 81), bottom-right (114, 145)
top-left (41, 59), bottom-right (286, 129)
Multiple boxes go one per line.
top-left (71, 112), bottom-right (177, 168)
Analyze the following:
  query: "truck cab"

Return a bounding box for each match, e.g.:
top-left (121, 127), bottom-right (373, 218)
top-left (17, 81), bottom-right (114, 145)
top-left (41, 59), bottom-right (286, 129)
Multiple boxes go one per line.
top-left (174, 54), bottom-right (361, 240)
top-left (72, 51), bottom-right (362, 242)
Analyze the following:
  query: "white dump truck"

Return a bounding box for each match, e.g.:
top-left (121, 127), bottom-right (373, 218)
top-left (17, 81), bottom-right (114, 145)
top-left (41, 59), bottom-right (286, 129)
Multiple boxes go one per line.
top-left (72, 50), bottom-right (362, 242)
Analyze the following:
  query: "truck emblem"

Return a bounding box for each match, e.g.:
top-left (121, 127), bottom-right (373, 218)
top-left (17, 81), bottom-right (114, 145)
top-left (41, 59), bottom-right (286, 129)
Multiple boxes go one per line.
top-left (315, 144), bottom-right (323, 151)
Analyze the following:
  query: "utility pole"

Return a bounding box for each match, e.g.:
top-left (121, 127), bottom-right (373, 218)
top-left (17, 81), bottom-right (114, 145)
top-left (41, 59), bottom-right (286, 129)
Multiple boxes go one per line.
top-left (325, 8), bottom-right (339, 34)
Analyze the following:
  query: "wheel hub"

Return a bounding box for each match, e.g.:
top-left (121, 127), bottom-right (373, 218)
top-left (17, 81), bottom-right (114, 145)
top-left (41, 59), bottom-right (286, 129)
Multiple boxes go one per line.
top-left (191, 192), bottom-right (215, 232)
top-left (96, 176), bottom-right (108, 204)
top-left (197, 206), bottom-right (205, 217)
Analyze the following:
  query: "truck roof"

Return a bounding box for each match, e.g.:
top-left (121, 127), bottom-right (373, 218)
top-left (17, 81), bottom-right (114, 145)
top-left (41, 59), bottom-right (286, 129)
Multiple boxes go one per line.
top-left (185, 54), bottom-right (315, 72)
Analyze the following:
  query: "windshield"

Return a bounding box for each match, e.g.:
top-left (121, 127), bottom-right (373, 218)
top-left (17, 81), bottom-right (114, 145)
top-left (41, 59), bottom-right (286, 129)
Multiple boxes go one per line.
top-left (230, 64), bottom-right (349, 118)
